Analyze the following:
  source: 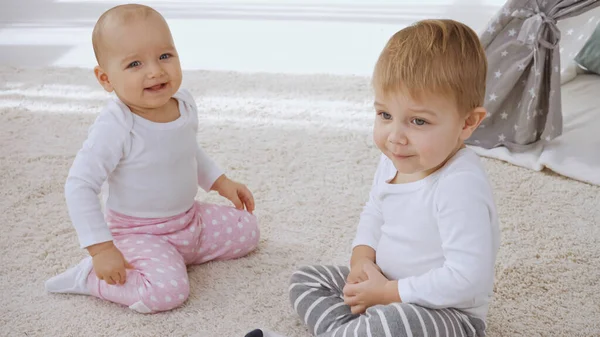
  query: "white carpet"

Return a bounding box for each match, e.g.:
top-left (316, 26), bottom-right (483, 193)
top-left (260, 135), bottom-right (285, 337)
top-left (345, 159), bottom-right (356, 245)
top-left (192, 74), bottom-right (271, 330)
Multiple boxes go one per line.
top-left (1, 67), bottom-right (599, 337)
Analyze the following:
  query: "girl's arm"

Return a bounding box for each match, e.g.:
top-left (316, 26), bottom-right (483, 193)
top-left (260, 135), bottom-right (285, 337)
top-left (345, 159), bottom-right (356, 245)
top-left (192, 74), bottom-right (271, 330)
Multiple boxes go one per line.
top-left (65, 111), bottom-right (127, 248)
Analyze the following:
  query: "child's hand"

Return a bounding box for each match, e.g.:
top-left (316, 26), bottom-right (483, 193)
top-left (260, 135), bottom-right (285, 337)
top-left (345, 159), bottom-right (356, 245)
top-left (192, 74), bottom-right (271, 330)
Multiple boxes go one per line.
top-left (347, 257), bottom-right (381, 284)
top-left (87, 241), bottom-right (133, 285)
top-left (211, 175), bottom-right (255, 213)
top-left (343, 263), bottom-right (400, 314)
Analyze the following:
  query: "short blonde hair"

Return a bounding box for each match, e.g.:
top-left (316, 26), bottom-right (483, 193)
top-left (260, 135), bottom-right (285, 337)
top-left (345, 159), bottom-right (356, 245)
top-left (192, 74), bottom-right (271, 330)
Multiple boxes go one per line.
top-left (92, 4), bottom-right (162, 65)
top-left (373, 19), bottom-right (487, 114)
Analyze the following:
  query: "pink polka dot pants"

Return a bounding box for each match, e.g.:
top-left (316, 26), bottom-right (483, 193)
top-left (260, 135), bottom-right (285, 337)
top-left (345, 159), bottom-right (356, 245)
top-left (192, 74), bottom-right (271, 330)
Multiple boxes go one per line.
top-left (86, 202), bottom-right (259, 313)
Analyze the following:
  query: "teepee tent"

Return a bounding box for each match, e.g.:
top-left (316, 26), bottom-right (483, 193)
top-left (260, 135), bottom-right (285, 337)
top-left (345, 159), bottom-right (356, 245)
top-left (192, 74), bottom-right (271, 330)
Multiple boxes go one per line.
top-left (466, 0), bottom-right (600, 151)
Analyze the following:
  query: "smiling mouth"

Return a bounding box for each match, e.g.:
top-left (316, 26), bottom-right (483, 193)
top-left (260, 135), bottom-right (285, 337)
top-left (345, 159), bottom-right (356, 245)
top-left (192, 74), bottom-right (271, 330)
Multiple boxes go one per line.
top-left (392, 153), bottom-right (414, 159)
top-left (145, 82), bottom-right (168, 92)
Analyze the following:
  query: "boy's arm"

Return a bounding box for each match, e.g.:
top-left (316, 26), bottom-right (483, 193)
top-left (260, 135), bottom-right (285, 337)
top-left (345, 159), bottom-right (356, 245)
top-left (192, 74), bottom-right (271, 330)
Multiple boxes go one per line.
top-left (396, 172), bottom-right (497, 308)
top-left (343, 157), bottom-right (387, 309)
top-left (350, 155), bottom-right (388, 255)
top-left (350, 245), bottom-right (376, 265)
top-left (65, 113), bottom-right (127, 249)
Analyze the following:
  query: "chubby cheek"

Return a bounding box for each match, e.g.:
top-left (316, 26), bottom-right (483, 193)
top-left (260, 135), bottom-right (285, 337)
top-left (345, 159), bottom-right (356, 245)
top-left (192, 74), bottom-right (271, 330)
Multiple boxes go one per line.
top-left (168, 65), bottom-right (183, 90)
top-left (170, 60), bottom-right (182, 77)
top-left (114, 73), bottom-right (141, 98)
top-left (416, 131), bottom-right (457, 167)
top-left (415, 143), bottom-right (442, 168)
top-left (372, 123), bottom-right (389, 153)
top-left (128, 73), bottom-right (145, 93)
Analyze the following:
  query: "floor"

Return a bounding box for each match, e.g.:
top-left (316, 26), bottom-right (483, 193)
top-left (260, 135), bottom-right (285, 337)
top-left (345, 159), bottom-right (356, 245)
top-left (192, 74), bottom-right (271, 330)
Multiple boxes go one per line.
top-left (2, 66), bottom-right (599, 337)
top-left (3, 2), bottom-right (600, 336)
top-left (0, 0), bottom-right (505, 75)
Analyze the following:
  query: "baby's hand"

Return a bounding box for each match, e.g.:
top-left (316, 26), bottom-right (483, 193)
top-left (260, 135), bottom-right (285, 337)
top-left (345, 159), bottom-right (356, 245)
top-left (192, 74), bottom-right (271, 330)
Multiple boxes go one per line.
top-left (87, 241), bottom-right (133, 285)
top-left (347, 258), bottom-right (381, 284)
top-left (343, 263), bottom-right (397, 315)
top-left (211, 175), bottom-right (255, 213)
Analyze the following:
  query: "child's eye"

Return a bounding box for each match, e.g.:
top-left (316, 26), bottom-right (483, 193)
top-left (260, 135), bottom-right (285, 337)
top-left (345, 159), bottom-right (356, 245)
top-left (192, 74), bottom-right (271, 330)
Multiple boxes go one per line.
top-left (411, 118), bottom-right (428, 126)
top-left (159, 53), bottom-right (171, 60)
top-left (127, 61), bottom-right (141, 68)
top-left (379, 112), bottom-right (392, 120)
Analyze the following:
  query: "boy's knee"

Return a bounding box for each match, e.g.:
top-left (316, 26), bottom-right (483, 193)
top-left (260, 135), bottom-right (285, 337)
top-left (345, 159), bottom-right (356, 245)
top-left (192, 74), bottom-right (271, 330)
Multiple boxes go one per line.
top-left (288, 265), bottom-right (320, 305)
top-left (289, 265), bottom-right (317, 284)
top-left (364, 302), bottom-right (409, 321)
top-left (363, 303), bottom-right (418, 337)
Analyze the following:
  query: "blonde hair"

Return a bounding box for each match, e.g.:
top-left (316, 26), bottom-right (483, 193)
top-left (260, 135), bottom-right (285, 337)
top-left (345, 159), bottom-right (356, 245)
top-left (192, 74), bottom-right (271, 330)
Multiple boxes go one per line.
top-left (373, 19), bottom-right (487, 114)
top-left (92, 4), bottom-right (163, 65)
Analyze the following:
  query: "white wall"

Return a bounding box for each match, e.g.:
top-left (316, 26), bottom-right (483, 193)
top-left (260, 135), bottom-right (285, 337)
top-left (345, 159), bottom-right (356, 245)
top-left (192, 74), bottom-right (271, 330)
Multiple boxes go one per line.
top-left (0, 0), bottom-right (505, 75)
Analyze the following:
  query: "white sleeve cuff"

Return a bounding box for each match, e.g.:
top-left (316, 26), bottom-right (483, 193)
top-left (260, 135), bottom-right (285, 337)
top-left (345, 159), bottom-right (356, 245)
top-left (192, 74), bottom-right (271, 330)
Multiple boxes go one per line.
top-left (78, 228), bottom-right (114, 249)
top-left (397, 277), bottom-right (416, 304)
top-left (196, 146), bottom-right (224, 192)
top-left (198, 165), bottom-right (224, 192)
top-left (351, 239), bottom-right (378, 252)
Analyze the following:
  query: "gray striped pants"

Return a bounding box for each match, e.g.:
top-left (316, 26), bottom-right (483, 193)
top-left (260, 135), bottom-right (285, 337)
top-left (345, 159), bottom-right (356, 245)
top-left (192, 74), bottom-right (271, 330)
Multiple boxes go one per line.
top-left (289, 265), bottom-right (486, 337)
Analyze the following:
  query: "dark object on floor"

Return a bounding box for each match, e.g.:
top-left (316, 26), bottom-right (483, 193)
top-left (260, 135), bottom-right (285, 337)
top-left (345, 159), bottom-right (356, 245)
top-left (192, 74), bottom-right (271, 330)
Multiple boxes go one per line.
top-left (245, 329), bottom-right (264, 337)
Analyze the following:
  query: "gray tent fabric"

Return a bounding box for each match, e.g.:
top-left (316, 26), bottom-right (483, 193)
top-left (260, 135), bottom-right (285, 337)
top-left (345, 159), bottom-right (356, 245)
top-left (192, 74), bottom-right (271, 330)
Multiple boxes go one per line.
top-left (466, 0), bottom-right (600, 151)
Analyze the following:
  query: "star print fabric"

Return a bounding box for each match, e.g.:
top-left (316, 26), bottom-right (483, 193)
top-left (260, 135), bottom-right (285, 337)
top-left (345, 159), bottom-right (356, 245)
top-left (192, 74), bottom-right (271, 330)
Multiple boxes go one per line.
top-left (86, 202), bottom-right (259, 313)
top-left (466, 0), bottom-right (600, 150)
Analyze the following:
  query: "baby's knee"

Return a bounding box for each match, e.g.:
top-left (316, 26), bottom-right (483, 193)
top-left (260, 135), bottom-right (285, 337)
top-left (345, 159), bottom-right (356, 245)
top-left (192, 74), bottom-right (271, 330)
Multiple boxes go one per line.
top-left (135, 280), bottom-right (190, 313)
top-left (240, 212), bottom-right (260, 248)
top-left (243, 211), bottom-right (259, 231)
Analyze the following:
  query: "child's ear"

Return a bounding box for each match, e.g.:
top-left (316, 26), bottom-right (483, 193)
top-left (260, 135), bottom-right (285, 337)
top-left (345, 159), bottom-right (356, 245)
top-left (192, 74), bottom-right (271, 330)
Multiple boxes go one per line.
top-left (94, 66), bottom-right (113, 93)
top-left (459, 107), bottom-right (487, 141)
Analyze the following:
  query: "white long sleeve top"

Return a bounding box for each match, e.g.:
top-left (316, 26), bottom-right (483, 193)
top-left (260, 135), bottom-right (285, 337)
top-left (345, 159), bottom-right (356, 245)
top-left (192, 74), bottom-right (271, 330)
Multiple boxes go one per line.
top-left (352, 148), bottom-right (500, 320)
top-left (65, 89), bottom-right (223, 248)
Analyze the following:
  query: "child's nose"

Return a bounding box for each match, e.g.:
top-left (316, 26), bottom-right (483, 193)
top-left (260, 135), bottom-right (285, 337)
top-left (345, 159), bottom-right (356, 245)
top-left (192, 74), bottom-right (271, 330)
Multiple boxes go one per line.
top-left (388, 126), bottom-right (409, 145)
top-left (147, 63), bottom-right (165, 78)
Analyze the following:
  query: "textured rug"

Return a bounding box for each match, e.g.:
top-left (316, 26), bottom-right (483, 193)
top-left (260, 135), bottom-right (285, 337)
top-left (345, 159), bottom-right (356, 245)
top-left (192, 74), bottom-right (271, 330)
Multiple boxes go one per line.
top-left (1, 67), bottom-right (599, 337)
